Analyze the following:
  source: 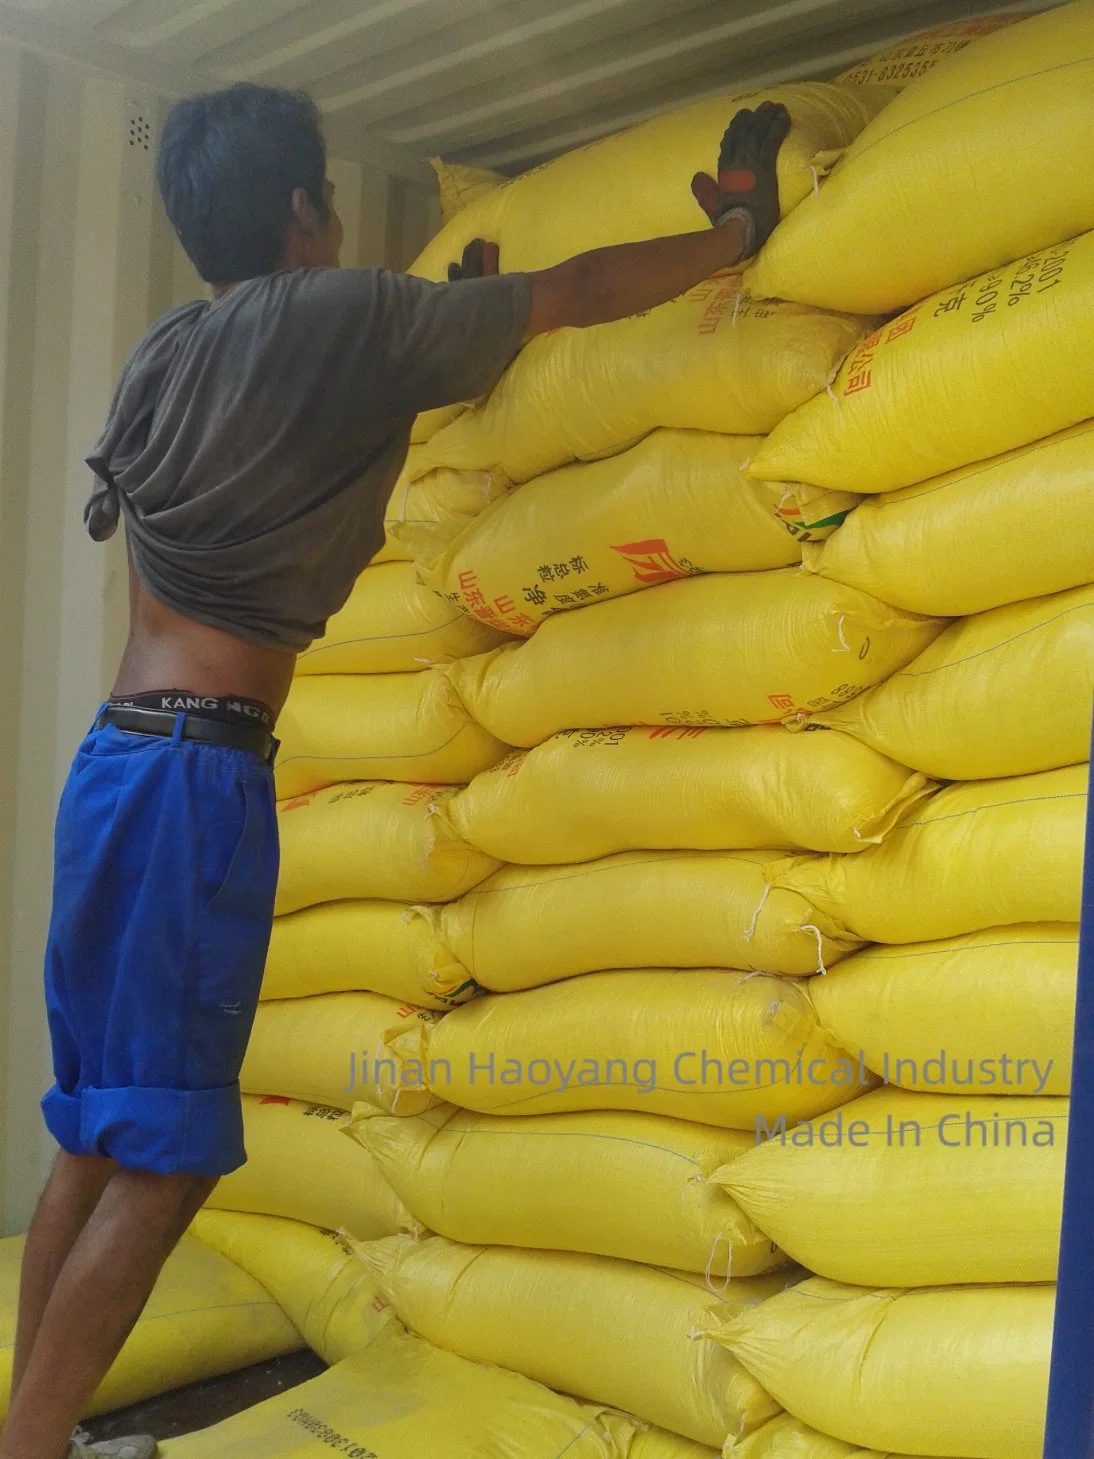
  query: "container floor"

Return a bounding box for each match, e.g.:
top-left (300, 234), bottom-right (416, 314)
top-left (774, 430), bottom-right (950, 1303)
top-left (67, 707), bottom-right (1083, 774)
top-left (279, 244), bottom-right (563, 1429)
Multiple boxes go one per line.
top-left (81, 1349), bottom-right (327, 1443)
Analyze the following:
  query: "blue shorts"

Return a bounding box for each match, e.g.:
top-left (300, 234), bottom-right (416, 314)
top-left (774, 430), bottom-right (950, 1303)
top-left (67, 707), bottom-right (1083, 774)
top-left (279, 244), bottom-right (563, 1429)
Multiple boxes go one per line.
top-left (41, 710), bottom-right (278, 1176)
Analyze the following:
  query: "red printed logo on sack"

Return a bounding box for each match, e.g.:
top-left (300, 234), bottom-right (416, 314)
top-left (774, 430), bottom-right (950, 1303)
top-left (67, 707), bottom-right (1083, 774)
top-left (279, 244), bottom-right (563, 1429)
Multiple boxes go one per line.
top-left (611, 539), bottom-right (695, 586)
top-left (278, 794), bottom-right (314, 814)
top-left (648, 726), bottom-right (707, 741)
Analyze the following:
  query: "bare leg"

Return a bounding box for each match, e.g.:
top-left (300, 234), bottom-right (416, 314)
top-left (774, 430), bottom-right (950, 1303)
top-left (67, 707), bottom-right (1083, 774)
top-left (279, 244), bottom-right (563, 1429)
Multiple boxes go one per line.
top-left (0, 1167), bottom-right (217, 1459)
top-left (9, 1152), bottom-right (118, 1403)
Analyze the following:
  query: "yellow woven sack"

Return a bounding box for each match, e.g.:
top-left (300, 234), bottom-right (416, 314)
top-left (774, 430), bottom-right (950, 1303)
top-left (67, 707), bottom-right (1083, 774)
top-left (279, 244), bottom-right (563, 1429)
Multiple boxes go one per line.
top-left (0, 1232), bottom-right (300, 1423)
top-left (410, 969), bottom-right (864, 1128)
top-left (733, 1414), bottom-right (946, 1458)
top-left (715, 1087), bottom-right (1065, 1287)
top-left (633, 1436), bottom-right (717, 1459)
top-left (190, 1210), bottom-right (394, 1364)
top-left (274, 781), bottom-right (499, 915)
top-left (347, 1103), bottom-right (785, 1278)
top-left (837, 14), bottom-right (1033, 88)
top-left (262, 900), bottom-right (475, 1008)
top-left (374, 452), bottom-right (507, 563)
top-left (803, 420), bottom-right (1094, 616)
top-left (448, 727), bottom-right (934, 862)
top-left (813, 583), bottom-right (1094, 779)
top-left (241, 992), bottom-right (444, 1115)
top-left (357, 1234), bottom-right (784, 1447)
top-left (809, 925), bottom-right (1078, 1097)
top-left (774, 762), bottom-right (1088, 943)
top-left (417, 430), bottom-right (857, 635)
top-left (274, 671), bottom-right (509, 798)
top-left (411, 84), bottom-right (888, 281)
top-left (715, 1276), bottom-right (1053, 1459)
top-left (161, 1337), bottom-right (656, 1459)
top-left (424, 850), bottom-right (859, 989)
top-left (444, 571), bottom-right (941, 748)
top-left (753, 231), bottom-right (1094, 495)
top-left (383, 463), bottom-right (511, 564)
top-left (412, 280), bottom-right (865, 484)
top-left (430, 157), bottom-right (506, 224)
top-left (206, 1095), bottom-right (416, 1240)
top-left (751, 4), bottom-right (1094, 314)
top-left (408, 402), bottom-right (466, 448)
top-left (295, 562), bottom-right (506, 675)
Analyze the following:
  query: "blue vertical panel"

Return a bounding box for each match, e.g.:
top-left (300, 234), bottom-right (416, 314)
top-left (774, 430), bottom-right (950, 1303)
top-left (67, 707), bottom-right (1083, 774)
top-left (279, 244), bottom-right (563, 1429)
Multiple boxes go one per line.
top-left (1043, 723), bottom-right (1094, 1458)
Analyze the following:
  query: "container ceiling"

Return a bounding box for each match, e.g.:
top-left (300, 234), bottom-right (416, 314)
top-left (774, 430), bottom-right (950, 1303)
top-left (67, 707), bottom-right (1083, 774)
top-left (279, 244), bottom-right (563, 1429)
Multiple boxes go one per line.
top-left (1, 0), bottom-right (1055, 178)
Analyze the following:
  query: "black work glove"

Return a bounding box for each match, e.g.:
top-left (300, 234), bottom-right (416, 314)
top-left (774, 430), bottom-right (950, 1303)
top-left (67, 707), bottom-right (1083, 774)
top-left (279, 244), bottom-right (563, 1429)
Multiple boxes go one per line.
top-left (448, 238), bottom-right (501, 281)
top-left (691, 101), bottom-right (792, 259)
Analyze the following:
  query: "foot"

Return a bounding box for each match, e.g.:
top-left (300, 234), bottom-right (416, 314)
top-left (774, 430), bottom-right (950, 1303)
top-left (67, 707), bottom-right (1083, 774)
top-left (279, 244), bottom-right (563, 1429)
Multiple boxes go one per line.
top-left (68, 1428), bottom-right (158, 1459)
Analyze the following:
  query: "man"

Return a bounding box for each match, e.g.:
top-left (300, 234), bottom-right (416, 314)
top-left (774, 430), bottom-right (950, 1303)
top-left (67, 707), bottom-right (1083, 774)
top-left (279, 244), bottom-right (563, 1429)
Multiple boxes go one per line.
top-left (0, 83), bottom-right (790, 1459)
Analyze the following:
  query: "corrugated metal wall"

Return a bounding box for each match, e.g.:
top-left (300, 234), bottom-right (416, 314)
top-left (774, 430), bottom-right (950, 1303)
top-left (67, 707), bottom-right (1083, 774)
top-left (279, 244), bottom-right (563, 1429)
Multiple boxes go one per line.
top-left (0, 38), bottom-right (439, 1232)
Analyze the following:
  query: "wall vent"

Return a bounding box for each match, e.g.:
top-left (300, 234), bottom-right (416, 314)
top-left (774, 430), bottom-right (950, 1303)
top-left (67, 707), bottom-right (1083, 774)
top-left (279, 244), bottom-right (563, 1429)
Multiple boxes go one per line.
top-left (126, 109), bottom-right (152, 153)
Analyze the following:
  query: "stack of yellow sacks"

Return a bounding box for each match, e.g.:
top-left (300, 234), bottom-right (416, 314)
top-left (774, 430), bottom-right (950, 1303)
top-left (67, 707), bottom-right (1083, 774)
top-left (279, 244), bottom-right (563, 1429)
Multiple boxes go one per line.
top-left (166, 7), bottom-right (1093, 1457)
top-left (353, 9), bottom-right (1090, 1459)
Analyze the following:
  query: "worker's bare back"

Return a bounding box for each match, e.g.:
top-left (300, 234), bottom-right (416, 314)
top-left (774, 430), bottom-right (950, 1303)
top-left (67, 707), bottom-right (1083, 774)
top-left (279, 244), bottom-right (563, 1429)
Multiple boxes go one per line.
top-left (113, 560), bottom-right (297, 717)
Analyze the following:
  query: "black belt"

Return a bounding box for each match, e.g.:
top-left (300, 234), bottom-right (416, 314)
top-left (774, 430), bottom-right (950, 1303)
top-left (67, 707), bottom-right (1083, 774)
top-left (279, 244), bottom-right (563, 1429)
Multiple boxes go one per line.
top-left (96, 705), bottom-right (279, 767)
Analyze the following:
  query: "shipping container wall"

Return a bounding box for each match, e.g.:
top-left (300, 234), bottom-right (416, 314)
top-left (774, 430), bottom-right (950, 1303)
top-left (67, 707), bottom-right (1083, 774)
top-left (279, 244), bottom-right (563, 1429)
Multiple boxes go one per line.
top-left (0, 37), bottom-right (438, 1233)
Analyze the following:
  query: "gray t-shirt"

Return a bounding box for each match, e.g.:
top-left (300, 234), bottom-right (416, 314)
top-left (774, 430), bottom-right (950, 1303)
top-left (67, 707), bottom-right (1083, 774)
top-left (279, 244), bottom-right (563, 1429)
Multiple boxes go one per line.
top-left (85, 267), bottom-right (532, 651)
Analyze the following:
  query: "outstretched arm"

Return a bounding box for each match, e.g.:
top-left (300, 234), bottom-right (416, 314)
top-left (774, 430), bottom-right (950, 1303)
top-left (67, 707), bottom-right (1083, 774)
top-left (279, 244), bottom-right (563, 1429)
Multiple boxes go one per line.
top-left (522, 222), bottom-right (751, 337)
top-left (449, 101), bottom-right (790, 340)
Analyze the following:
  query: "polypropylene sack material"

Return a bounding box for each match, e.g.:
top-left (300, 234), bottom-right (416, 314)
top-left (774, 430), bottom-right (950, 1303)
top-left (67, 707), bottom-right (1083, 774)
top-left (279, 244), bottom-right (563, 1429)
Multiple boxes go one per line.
top-left (160, 1337), bottom-right (657, 1459)
top-left (262, 899), bottom-right (476, 1008)
top-left (409, 969), bottom-right (866, 1127)
top-left (241, 992), bottom-right (444, 1115)
top-left (415, 430), bottom-right (855, 635)
top-left (632, 1434), bottom-right (718, 1459)
top-left (356, 1233), bottom-right (785, 1447)
top-left (410, 83), bottom-right (891, 280)
top-left (379, 460), bottom-right (509, 562)
top-left (422, 850), bottom-right (859, 989)
top-left (411, 279), bottom-right (866, 484)
top-left (443, 571), bottom-right (942, 747)
top-left (294, 561), bottom-right (507, 675)
top-left (430, 157), bottom-right (505, 223)
top-left (837, 14), bottom-right (1032, 88)
top-left (274, 671), bottom-right (510, 798)
top-left (347, 1103), bottom-right (785, 1277)
top-left (0, 1233), bottom-right (301, 1423)
top-left (802, 419), bottom-right (1094, 616)
top-left (190, 1210), bottom-right (394, 1364)
top-left (274, 781), bottom-right (500, 915)
top-left (714, 1276), bottom-right (1054, 1459)
top-left (732, 1413), bottom-right (951, 1457)
top-left (206, 1094), bottom-right (416, 1239)
top-left (713, 1087), bottom-right (1066, 1286)
top-left (812, 583), bottom-right (1094, 779)
top-left (808, 925), bottom-right (1078, 1096)
top-left (750, 3), bottom-right (1094, 312)
top-left (408, 404), bottom-right (467, 449)
top-left (751, 230), bottom-right (1094, 495)
top-left (773, 763), bottom-right (1088, 944)
top-left (447, 726), bottom-right (934, 862)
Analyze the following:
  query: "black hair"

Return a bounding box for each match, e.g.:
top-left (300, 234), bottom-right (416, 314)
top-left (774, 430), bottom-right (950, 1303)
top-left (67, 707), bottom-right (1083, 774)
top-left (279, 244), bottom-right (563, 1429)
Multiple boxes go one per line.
top-left (157, 83), bottom-right (328, 283)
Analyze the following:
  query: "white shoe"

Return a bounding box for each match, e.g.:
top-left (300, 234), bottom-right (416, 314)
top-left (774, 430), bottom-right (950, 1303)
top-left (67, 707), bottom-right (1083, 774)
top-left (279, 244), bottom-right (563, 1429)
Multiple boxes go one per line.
top-left (68, 1425), bottom-right (158, 1459)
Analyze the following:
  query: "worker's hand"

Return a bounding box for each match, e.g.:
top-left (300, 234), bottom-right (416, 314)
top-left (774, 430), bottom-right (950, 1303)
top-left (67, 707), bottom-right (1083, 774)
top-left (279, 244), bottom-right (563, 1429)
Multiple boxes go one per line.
top-left (448, 238), bottom-right (501, 282)
top-left (691, 101), bottom-right (791, 258)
